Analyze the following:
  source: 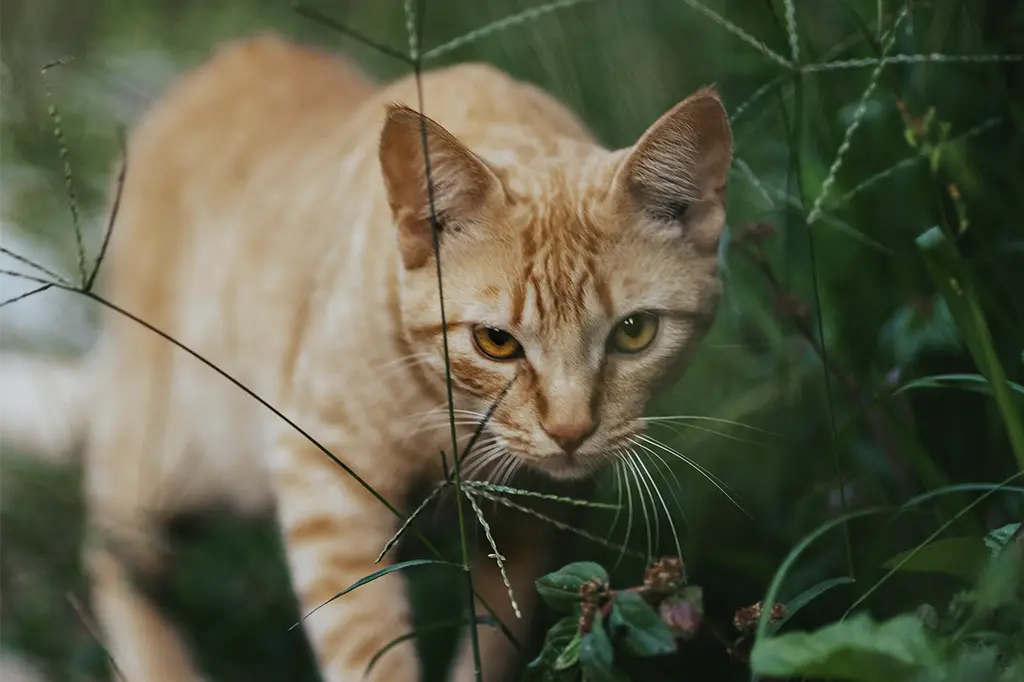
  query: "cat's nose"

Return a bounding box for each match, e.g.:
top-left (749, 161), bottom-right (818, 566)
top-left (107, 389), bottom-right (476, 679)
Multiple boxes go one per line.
top-left (542, 418), bottom-right (598, 454)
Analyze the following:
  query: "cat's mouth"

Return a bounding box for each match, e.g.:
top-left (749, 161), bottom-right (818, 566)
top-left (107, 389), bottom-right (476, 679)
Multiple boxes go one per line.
top-left (514, 449), bottom-right (605, 481)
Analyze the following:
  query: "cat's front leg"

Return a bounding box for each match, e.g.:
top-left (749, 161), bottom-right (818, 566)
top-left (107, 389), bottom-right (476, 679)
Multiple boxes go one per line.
top-left (270, 427), bottom-right (420, 682)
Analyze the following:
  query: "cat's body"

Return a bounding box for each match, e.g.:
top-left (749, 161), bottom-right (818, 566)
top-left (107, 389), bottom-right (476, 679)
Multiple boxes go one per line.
top-left (0, 33), bottom-right (731, 682)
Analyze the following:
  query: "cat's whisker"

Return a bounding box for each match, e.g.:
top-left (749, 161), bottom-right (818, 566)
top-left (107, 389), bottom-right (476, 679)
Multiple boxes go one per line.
top-left (613, 457), bottom-right (636, 571)
top-left (404, 419), bottom-right (486, 437)
top-left (492, 457), bottom-right (516, 489)
top-left (631, 439), bottom-right (689, 531)
top-left (460, 441), bottom-right (504, 475)
top-left (408, 407), bottom-right (489, 420)
top-left (402, 406), bottom-right (488, 433)
top-left (461, 443), bottom-right (508, 481)
top-left (373, 352), bottom-right (435, 380)
top-left (639, 414), bottom-right (776, 436)
top-left (628, 438), bottom-right (683, 558)
top-left (505, 459), bottom-right (523, 487)
top-left (646, 419), bottom-right (765, 447)
top-left (635, 433), bottom-right (752, 519)
top-left (626, 449), bottom-right (660, 560)
top-left (623, 450), bottom-right (653, 563)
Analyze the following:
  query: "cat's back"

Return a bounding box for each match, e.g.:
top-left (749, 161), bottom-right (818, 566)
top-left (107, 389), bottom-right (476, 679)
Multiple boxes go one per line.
top-left (128, 32), bottom-right (377, 171)
top-left (104, 33), bottom-right (378, 321)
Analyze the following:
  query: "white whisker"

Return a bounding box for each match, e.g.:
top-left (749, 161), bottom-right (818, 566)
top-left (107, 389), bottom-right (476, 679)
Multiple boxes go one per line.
top-left (373, 353), bottom-right (436, 382)
top-left (640, 414), bottom-right (776, 436)
top-left (634, 441), bottom-right (689, 530)
top-left (623, 451), bottom-right (653, 562)
top-left (461, 442), bottom-right (508, 481)
top-left (629, 439), bottom-right (683, 559)
top-left (635, 433), bottom-right (752, 519)
top-left (627, 450), bottom-right (661, 559)
top-left (647, 419), bottom-right (765, 447)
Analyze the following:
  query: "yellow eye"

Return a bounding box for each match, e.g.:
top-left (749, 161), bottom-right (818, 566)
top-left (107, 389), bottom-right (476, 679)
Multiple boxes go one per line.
top-left (609, 312), bottom-right (659, 354)
top-left (473, 326), bottom-right (523, 360)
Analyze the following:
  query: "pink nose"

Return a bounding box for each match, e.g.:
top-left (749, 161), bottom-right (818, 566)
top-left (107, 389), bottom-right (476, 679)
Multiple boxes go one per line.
top-left (542, 419), bottom-right (598, 454)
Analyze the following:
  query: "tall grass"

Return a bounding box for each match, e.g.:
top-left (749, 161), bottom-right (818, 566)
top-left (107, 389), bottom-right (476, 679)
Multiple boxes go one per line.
top-left (1, 0), bottom-right (1022, 680)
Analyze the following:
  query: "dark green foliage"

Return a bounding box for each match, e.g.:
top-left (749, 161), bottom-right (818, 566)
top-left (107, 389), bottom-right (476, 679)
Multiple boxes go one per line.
top-left (1, 0), bottom-right (1023, 681)
top-left (535, 562), bottom-right (608, 613)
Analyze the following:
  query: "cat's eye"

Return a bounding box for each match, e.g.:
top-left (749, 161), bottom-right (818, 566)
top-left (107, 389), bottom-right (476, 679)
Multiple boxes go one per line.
top-left (609, 312), bottom-right (659, 354)
top-left (472, 326), bottom-right (524, 360)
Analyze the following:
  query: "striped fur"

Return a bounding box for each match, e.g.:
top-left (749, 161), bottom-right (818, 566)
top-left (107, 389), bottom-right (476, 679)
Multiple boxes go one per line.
top-left (0, 33), bottom-right (731, 682)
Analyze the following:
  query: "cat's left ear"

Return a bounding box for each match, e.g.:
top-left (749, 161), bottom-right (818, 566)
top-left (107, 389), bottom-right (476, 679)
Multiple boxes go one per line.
top-left (612, 87), bottom-right (732, 248)
top-left (379, 104), bottom-right (505, 269)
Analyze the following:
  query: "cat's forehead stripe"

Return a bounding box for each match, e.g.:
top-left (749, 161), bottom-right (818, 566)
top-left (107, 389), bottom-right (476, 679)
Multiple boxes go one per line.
top-left (508, 194), bottom-right (614, 329)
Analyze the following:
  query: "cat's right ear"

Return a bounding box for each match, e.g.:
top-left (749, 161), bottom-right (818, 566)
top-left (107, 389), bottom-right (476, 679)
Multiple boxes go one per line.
top-left (611, 88), bottom-right (732, 251)
top-left (379, 104), bottom-right (504, 270)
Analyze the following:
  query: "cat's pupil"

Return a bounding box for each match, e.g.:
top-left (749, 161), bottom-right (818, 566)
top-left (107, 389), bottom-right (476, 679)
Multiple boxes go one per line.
top-left (621, 317), bottom-right (643, 338)
top-left (488, 328), bottom-right (511, 346)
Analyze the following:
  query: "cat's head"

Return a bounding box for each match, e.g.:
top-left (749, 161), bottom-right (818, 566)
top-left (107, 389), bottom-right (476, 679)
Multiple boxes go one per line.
top-left (380, 88), bottom-right (731, 480)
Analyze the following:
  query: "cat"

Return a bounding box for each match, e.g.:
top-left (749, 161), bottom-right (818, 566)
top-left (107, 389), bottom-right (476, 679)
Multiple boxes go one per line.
top-left (0, 31), bottom-right (732, 682)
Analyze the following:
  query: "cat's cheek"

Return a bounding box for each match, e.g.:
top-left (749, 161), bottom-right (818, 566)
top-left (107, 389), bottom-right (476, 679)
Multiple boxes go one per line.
top-left (445, 354), bottom-right (515, 399)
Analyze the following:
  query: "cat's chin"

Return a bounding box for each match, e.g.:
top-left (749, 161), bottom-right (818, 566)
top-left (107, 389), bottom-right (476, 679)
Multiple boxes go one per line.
top-left (521, 453), bottom-right (598, 481)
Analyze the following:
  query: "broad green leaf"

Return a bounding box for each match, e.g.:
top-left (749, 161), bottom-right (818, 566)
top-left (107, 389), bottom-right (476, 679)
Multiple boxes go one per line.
top-left (553, 632), bottom-right (582, 670)
top-left (608, 591), bottom-right (676, 657)
top-left (524, 616), bottom-right (578, 681)
top-left (882, 537), bottom-right (988, 580)
top-left (750, 613), bottom-right (942, 682)
top-left (984, 523), bottom-right (1021, 558)
top-left (943, 646), bottom-right (999, 682)
top-left (579, 612), bottom-right (626, 682)
top-left (535, 561), bottom-right (608, 613)
top-left (971, 542), bottom-right (1023, 617)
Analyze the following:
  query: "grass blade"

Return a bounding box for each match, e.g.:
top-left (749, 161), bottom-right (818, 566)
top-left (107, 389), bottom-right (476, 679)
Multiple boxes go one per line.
top-left (917, 227), bottom-right (1024, 470)
top-left (293, 559), bottom-right (462, 627)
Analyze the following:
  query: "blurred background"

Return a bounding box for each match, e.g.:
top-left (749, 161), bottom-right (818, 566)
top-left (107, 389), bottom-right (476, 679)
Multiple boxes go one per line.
top-left (1, 1), bottom-right (1022, 681)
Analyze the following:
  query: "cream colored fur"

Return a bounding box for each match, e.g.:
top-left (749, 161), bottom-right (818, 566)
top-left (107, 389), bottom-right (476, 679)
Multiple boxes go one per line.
top-left (0, 33), bottom-right (732, 682)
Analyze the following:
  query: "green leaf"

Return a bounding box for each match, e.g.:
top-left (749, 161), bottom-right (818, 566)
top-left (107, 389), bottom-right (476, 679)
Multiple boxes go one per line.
top-left (917, 226), bottom-right (1024, 470)
top-left (971, 541), bottom-right (1023, 617)
top-left (525, 616), bottom-right (578, 679)
top-left (553, 632), bottom-right (582, 670)
top-left (608, 591), bottom-right (677, 657)
top-left (579, 612), bottom-right (626, 682)
top-left (894, 373), bottom-right (1024, 400)
top-left (882, 537), bottom-right (988, 580)
top-left (750, 613), bottom-right (942, 682)
top-left (756, 507), bottom-right (888, 642)
top-left (984, 523), bottom-right (1021, 558)
top-left (535, 561), bottom-right (608, 613)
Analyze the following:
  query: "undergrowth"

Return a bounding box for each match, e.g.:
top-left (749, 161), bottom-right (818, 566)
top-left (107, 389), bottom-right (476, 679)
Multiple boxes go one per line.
top-left (1, 1), bottom-right (1022, 681)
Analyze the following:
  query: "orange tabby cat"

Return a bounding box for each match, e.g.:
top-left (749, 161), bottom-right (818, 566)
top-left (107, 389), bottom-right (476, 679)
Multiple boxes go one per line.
top-left (0, 32), bottom-right (731, 682)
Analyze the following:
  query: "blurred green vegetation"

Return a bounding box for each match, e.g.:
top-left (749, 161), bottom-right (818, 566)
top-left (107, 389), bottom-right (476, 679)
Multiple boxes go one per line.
top-left (1, 0), bottom-right (1022, 681)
